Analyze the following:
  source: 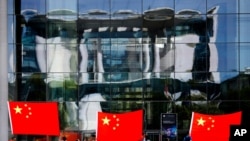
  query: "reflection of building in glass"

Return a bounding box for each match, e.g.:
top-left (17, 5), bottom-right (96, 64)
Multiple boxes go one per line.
top-left (6, 0), bottom-right (250, 141)
top-left (244, 67), bottom-right (250, 74)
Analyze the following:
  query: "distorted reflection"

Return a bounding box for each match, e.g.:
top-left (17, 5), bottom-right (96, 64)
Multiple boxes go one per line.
top-left (14, 0), bottom-right (243, 138)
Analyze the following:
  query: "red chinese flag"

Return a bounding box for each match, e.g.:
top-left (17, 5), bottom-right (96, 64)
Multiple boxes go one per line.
top-left (190, 111), bottom-right (242, 141)
top-left (8, 101), bottom-right (60, 136)
top-left (97, 110), bottom-right (143, 141)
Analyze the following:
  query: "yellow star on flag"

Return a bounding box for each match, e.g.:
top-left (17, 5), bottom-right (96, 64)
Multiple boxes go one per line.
top-left (14, 105), bottom-right (22, 114)
top-left (197, 117), bottom-right (206, 126)
top-left (102, 116), bottom-right (110, 125)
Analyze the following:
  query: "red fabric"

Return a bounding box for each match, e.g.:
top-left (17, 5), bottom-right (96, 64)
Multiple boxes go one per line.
top-left (190, 111), bottom-right (242, 141)
top-left (8, 101), bottom-right (60, 136)
top-left (59, 131), bottom-right (82, 141)
top-left (97, 110), bottom-right (143, 141)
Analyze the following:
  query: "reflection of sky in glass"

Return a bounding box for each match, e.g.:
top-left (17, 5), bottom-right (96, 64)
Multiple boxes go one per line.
top-left (240, 43), bottom-right (250, 72)
top-left (207, 0), bottom-right (239, 13)
top-left (21, 0), bottom-right (45, 14)
top-left (7, 0), bottom-right (14, 14)
top-left (111, 0), bottom-right (142, 14)
top-left (79, 0), bottom-right (110, 14)
top-left (8, 16), bottom-right (14, 73)
top-left (239, 0), bottom-right (250, 13)
top-left (175, 0), bottom-right (206, 14)
top-left (47, 0), bottom-right (77, 12)
top-left (143, 0), bottom-right (174, 11)
top-left (19, 0), bottom-right (239, 14)
top-left (14, 0), bottom-right (250, 82)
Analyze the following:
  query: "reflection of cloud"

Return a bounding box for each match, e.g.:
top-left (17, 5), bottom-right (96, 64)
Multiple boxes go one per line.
top-left (88, 9), bottom-right (109, 15)
top-left (47, 9), bottom-right (77, 21)
top-left (79, 9), bottom-right (109, 19)
top-left (175, 9), bottom-right (203, 20)
top-left (21, 9), bottom-right (38, 21)
top-left (47, 0), bottom-right (77, 13)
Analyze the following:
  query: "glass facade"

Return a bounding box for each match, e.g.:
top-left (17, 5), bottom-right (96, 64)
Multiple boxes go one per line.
top-left (7, 0), bottom-right (250, 140)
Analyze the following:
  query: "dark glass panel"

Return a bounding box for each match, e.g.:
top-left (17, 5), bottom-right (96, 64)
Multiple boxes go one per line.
top-left (78, 80), bottom-right (110, 99)
top-left (220, 73), bottom-right (240, 101)
top-left (8, 73), bottom-right (17, 101)
top-left (174, 100), bottom-right (207, 131)
top-left (207, 101), bottom-right (228, 114)
top-left (238, 75), bottom-right (250, 100)
top-left (22, 40), bottom-right (40, 72)
top-left (15, 73), bottom-right (46, 101)
top-left (217, 101), bottom-right (240, 113)
top-left (46, 73), bottom-right (78, 101)
top-left (239, 100), bottom-right (250, 126)
top-left (143, 78), bottom-right (166, 102)
top-left (144, 101), bottom-right (172, 129)
top-left (47, 19), bottom-right (77, 38)
top-left (107, 80), bottom-right (143, 100)
top-left (188, 81), bottom-right (220, 101)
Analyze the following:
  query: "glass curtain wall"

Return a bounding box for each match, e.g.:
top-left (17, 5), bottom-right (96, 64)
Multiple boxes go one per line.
top-left (7, 0), bottom-right (250, 140)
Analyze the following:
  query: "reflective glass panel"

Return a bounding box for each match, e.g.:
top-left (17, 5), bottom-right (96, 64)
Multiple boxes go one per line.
top-left (239, 0), bottom-right (250, 13)
top-left (7, 0), bottom-right (14, 14)
top-left (78, 0), bottom-right (110, 15)
top-left (15, 73), bottom-right (46, 101)
top-left (239, 75), bottom-right (250, 100)
top-left (8, 44), bottom-right (15, 73)
top-left (143, 0), bottom-right (174, 11)
top-left (210, 43), bottom-right (239, 72)
top-left (239, 14), bottom-right (250, 42)
top-left (207, 0), bottom-right (238, 14)
top-left (240, 43), bottom-right (250, 72)
top-left (21, 0), bottom-right (46, 14)
top-left (8, 74), bottom-right (17, 100)
top-left (175, 0), bottom-right (207, 14)
top-left (46, 73), bottom-right (78, 101)
top-left (8, 15), bottom-right (14, 44)
top-left (45, 38), bottom-right (78, 73)
top-left (46, 0), bottom-right (77, 14)
top-left (213, 14), bottom-right (238, 43)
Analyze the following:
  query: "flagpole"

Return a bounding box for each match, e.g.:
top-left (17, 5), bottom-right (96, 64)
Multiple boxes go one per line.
top-left (0, 0), bottom-right (9, 140)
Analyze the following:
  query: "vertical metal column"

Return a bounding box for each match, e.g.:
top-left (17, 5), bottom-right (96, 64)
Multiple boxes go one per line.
top-left (0, 0), bottom-right (9, 140)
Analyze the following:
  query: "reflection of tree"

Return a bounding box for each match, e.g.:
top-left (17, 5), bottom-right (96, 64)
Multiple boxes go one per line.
top-left (59, 102), bottom-right (70, 130)
top-left (175, 102), bottom-right (224, 130)
top-left (21, 73), bottom-right (46, 101)
top-left (219, 74), bottom-right (250, 126)
top-left (8, 83), bottom-right (16, 101)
